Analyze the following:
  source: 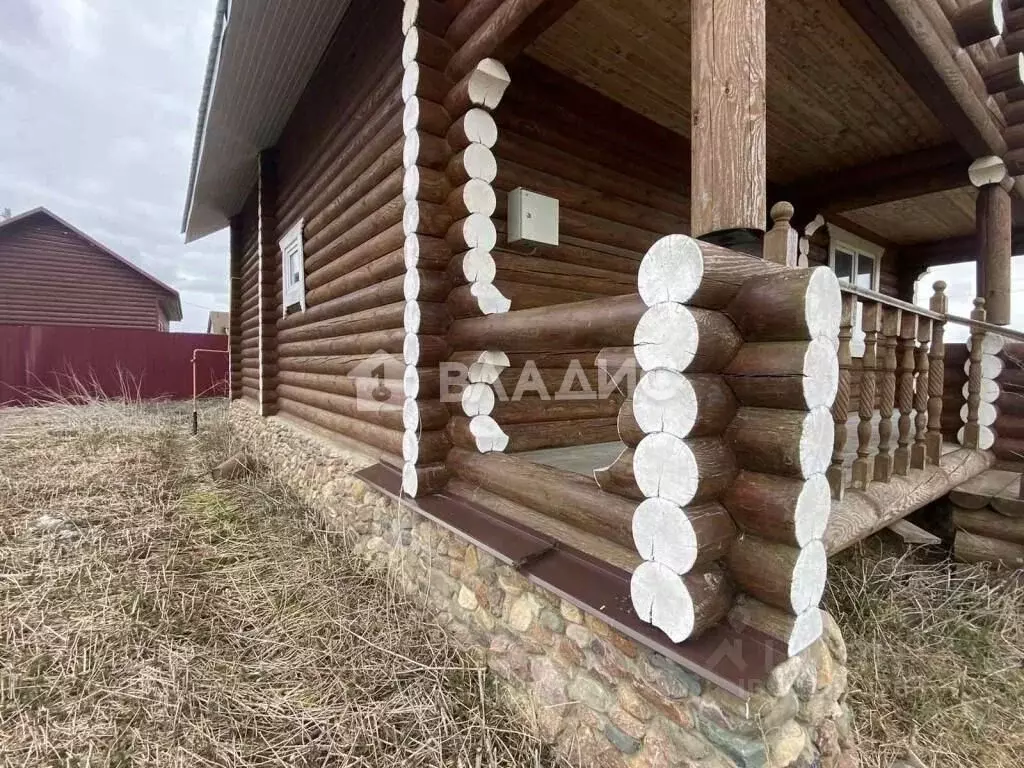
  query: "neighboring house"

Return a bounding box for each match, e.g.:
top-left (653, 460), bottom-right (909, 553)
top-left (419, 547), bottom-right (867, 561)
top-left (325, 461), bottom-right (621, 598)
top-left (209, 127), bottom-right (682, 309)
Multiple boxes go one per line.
top-left (183, 2), bottom-right (1018, 765)
top-left (0, 208), bottom-right (181, 330)
top-left (206, 311), bottom-right (230, 335)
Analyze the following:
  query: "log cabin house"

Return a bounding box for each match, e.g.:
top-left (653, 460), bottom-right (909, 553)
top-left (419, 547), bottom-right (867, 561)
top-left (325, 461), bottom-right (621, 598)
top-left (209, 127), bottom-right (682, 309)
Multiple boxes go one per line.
top-left (184, 0), bottom-right (1024, 763)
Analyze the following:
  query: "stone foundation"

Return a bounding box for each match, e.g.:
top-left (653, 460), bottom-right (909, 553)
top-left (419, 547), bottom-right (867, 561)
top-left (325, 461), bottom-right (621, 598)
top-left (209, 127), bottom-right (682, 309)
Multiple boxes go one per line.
top-left (229, 401), bottom-right (858, 767)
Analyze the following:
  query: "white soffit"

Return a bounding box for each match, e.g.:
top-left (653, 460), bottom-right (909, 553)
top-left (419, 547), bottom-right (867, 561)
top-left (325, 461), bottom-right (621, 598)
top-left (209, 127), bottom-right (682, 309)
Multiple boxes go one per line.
top-left (183, 0), bottom-right (354, 242)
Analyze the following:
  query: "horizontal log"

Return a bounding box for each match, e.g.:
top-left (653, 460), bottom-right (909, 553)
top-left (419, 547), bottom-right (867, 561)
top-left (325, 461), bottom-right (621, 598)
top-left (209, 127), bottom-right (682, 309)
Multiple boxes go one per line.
top-left (447, 282), bottom-right (512, 317)
top-left (306, 220), bottom-right (406, 292)
top-left (727, 267), bottom-right (842, 343)
top-left (618, 399), bottom-right (645, 447)
top-left (403, 0), bottom-right (455, 36)
top-left (980, 54), bottom-right (1024, 95)
top-left (728, 535), bottom-right (827, 615)
top-left (954, 506), bottom-right (1024, 545)
top-left (275, 398), bottom-right (412, 462)
top-left (448, 294), bottom-right (644, 352)
top-left (724, 338), bottom-right (839, 410)
top-left (445, 478), bottom-right (641, 573)
top-left (447, 350), bottom-right (510, 384)
top-left (404, 163), bottom-right (450, 205)
top-left (277, 328), bottom-right (406, 358)
top-left (726, 407), bottom-right (834, 479)
top-left (593, 446), bottom-right (642, 501)
top-left (404, 300), bottom-right (452, 336)
top-left (489, 394), bottom-right (623, 424)
top-left (721, 471), bottom-right (830, 548)
top-left (728, 595), bottom-right (822, 658)
top-left (402, 27), bottom-right (452, 72)
top-left (404, 199), bottom-right (454, 238)
top-left (948, 0), bottom-right (1004, 47)
top-left (449, 415), bottom-right (619, 453)
top-left (402, 61), bottom-right (451, 105)
top-left (276, 384), bottom-right (409, 431)
top-left (277, 301), bottom-right (407, 344)
top-left (447, 448), bottom-right (637, 548)
top-left (403, 333), bottom-right (451, 366)
top-left (632, 497), bottom-right (736, 573)
top-left (292, 251), bottom-right (405, 318)
top-left (447, 108), bottom-right (498, 150)
top-left (954, 529), bottom-right (1024, 566)
top-left (630, 561), bottom-right (733, 643)
top-left (632, 371), bottom-right (737, 439)
top-left (634, 303), bottom-right (743, 373)
top-left (638, 234), bottom-right (783, 309)
top-left (403, 131), bottom-right (449, 171)
top-left (405, 233), bottom-right (452, 271)
top-left (401, 461), bottom-right (449, 497)
top-left (633, 434), bottom-right (737, 507)
top-left (443, 57), bottom-right (511, 115)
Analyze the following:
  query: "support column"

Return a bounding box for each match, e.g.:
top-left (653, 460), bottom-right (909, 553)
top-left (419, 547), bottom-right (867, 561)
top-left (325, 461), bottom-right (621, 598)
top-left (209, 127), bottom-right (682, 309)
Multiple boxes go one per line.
top-left (256, 150), bottom-right (279, 417)
top-left (228, 216), bottom-right (243, 400)
top-left (969, 156), bottom-right (1012, 325)
top-left (691, 0), bottom-right (766, 250)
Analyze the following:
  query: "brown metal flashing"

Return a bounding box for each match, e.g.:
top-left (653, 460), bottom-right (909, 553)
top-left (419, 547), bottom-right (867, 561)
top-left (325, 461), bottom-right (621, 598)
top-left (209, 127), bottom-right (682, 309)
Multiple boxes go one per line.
top-left (356, 462), bottom-right (788, 698)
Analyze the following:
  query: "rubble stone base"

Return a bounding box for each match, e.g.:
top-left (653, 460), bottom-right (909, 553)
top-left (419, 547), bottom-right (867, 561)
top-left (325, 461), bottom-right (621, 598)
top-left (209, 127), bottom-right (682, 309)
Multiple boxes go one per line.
top-left (229, 401), bottom-right (858, 767)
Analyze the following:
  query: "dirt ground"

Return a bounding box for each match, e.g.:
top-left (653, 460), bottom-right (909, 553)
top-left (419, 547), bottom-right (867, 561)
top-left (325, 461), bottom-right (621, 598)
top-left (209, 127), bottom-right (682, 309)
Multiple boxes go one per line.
top-left (0, 400), bottom-right (565, 767)
top-left (1, 399), bottom-right (1022, 768)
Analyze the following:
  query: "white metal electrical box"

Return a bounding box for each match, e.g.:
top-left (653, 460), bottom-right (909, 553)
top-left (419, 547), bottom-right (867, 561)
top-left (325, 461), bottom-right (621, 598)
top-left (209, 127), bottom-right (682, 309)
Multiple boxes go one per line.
top-left (508, 187), bottom-right (559, 246)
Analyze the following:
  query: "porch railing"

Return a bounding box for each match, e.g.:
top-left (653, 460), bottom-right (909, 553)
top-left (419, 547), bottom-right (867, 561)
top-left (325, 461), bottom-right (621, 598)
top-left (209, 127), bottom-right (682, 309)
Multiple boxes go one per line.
top-left (827, 282), bottom-right (1024, 500)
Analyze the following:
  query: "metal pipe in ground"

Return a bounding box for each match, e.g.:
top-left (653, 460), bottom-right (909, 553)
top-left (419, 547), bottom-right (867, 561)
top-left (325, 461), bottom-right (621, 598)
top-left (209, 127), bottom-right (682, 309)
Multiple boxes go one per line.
top-left (191, 348), bottom-right (229, 435)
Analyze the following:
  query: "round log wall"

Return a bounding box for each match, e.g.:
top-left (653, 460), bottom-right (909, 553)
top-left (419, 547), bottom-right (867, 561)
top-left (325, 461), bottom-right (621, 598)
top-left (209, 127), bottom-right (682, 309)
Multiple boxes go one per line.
top-left (628, 235), bottom-right (841, 657)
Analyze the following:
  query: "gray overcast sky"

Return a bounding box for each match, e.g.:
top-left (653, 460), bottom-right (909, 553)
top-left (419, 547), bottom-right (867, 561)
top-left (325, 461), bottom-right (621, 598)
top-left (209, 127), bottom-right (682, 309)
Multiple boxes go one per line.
top-left (0, 0), bottom-right (1021, 336)
top-left (0, 0), bottom-right (227, 332)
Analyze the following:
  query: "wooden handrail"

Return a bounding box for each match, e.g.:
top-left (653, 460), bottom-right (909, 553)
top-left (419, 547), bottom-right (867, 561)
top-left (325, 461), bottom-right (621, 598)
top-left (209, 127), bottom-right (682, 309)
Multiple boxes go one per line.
top-left (839, 284), bottom-right (945, 321)
top-left (945, 314), bottom-right (1024, 343)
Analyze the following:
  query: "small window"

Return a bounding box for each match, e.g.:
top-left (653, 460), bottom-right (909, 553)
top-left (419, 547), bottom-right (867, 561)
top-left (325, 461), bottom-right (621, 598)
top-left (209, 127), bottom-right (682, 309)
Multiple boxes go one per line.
top-left (827, 225), bottom-right (882, 293)
top-left (279, 219), bottom-right (306, 315)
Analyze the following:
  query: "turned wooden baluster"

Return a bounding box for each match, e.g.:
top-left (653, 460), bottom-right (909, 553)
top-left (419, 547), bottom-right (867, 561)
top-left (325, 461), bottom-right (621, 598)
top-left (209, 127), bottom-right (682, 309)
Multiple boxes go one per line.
top-left (911, 317), bottom-right (932, 469)
top-left (963, 297), bottom-right (987, 448)
top-left (852, 301), bottom-right (881, 489)
top-left (893, 313), bottom-right (919, 475)
top-left (828, 293), bottom-right (857, 499)
top-left (874, 306), bottom-right (900, 482)
top-left (926, 281), bottom-right (948, 463)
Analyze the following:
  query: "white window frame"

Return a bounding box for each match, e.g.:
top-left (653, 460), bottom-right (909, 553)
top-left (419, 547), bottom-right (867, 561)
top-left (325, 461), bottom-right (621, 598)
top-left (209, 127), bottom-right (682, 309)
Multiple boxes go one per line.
top-left (828, 223), bottom-right (884, 356)
top-left (827, 223), bottom-right (883, 293)
top-left (279, 218), bottom-right (306, 315)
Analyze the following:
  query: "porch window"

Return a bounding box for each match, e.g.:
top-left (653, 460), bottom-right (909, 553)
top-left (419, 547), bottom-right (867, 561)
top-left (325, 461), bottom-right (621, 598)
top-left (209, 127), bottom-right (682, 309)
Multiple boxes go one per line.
top-left (827, 223), bottom-right (884, 355)
top-left (827, 224), bottom-right (882, 292)
top-left (279, 219), bottom-right (306, 315)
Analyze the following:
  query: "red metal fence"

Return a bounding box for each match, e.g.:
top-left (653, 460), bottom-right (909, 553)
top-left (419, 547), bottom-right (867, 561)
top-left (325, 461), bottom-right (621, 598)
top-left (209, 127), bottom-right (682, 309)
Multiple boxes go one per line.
top-left (0, 324), bottom-right (228, 405)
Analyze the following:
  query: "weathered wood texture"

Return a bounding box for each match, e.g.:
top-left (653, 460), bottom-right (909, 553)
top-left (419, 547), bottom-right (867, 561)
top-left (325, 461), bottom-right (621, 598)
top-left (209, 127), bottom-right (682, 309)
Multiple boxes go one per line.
top-left (229, 216), bottom-right (243, 400)
top-left (260, 0), bottom-right (409, 457)
top-left (257, 150), bottom-right (280, 416)
top-left (690, 0), bottom-right (766, 236)
top-left (975, 182), bottom-right (1012, 325)
top-left (237, 191), bottom-right (260, 404)
top-left (487, 58), bottom-right (687, 310)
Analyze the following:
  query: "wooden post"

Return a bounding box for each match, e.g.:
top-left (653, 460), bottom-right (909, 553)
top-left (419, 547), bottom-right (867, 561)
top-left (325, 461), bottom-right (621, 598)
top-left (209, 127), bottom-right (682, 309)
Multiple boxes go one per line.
top-left (257, 150), bottom-right (279, 417)
top-left (827, 294), bottom-right (856, 499)
top-left (963, 298), bottom-right (987, 448)
top-left (851, 302), bottom-right (881, 488)
top-left (970, 157), bottom-right (1012, 325)
top-left (874, 306), bottom-right (900, 482)
top-left (229, 216), bottom-right (243, 400)
top-left (926, 281), bottom-right (948, 463)
top-left (691, 0), bottom-right (766, 246)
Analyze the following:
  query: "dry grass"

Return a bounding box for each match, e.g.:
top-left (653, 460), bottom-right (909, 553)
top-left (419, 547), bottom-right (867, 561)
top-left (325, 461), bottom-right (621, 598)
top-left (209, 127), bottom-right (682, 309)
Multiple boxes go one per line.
top-left (827, 541), bottom-right (1024, 768)
top-left (0, 398), bottom-right (565, 767)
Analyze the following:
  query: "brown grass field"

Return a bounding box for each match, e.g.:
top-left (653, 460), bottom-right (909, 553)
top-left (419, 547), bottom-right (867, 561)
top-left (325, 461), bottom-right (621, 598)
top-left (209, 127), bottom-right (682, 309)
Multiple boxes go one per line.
top-left (0, 399), bottom-right (567, 767)
top-left (0, 397), bottom-right (1021, 767)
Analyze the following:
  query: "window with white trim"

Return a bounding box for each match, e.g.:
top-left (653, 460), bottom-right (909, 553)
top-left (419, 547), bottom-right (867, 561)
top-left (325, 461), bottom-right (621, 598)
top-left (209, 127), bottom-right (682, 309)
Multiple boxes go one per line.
top-left (827, 224), bottom-right (882, 292)
top-left (827, 223), bottom-right (884, 355)
top-left (279, 219), bottom-right (306, 315)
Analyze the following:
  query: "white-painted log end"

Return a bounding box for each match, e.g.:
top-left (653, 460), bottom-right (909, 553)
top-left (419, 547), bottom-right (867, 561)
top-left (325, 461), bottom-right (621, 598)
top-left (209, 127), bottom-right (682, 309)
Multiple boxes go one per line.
top-left (460, 108), bottom-right (498, 148)
top-left (803, 337), bottom-right (840, 409)
top-left (633, 432), bottom-right (699, 507)
top-left (467, 58), bottom-right (511, 109)
top-left (787, 608), bottom-right (824, 657)
top-left (632, 497), bottom-right (699, 574)
top-left (794, 473), bottom-right (831, 547)
top-left (799, 407), bottom-right (834, 478)
top-left (403, 333), bottom-right (420, 366)
top-left (633, 369), bottom-right (698, 438)
top-left (461, 382), bottom-right (496, 417)
top-left (630, 560), bottom-right (695, 643)
top-left (402, 461), bottom-right (419, 496)
top-left (469, 414), bottom-right (509, 453)
top-left (634, 302), bottom-right (698, 373)
top-left (402, 398), bottom-right (420, 432)
top-left (402, 429), bottom-right (420, 463)
top-left (790, 540), bottom-right (828, 614)
top-left (637, 235), bottom-right (704, 307)
top-left (473, 281), bottom-right (511, 314)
